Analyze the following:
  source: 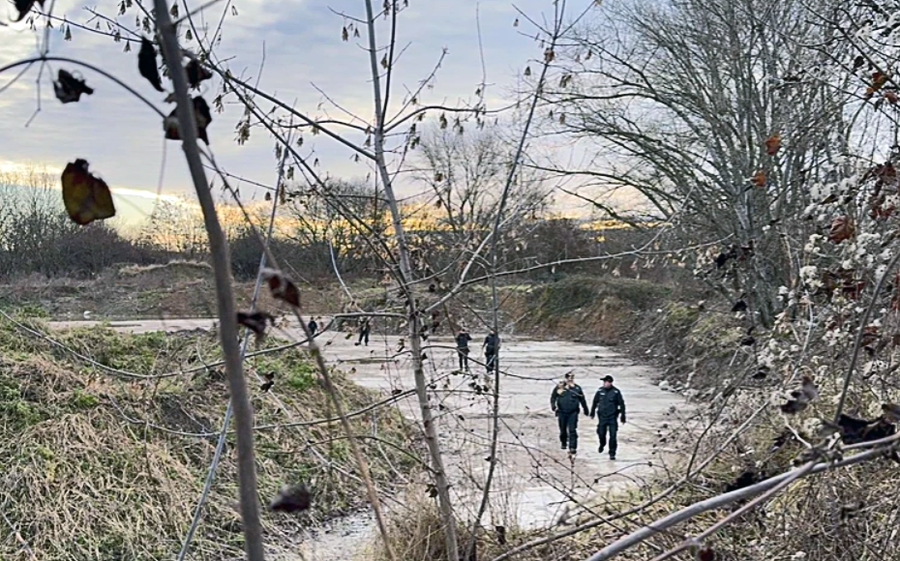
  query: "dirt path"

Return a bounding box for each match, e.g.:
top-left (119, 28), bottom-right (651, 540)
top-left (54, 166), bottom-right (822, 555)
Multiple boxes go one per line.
top-left (49, 317), bottom-right (685, 558)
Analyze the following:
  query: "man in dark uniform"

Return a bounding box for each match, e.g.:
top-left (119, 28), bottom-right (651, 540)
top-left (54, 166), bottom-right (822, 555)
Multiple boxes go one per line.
top-left (307, 318), bottom-right (318, 336)
top-left (455, 327), bottom-right (472, 371)
top-left (550, 372), bottom-right (589, 455)
top-left (355, 317), bottom-right (371, 346)
top-left (590, 374), bottom-right (626, 460)
top-left (483, 329), bottom-right (500, 374)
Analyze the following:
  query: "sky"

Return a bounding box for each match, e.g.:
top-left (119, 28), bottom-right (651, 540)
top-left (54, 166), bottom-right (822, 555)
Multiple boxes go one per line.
top-left (0, 0), bottom-right (609, 227)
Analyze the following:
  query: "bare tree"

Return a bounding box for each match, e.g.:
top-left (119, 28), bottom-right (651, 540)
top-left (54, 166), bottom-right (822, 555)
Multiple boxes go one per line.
top-left (545, 0), bottom-right (853, 325)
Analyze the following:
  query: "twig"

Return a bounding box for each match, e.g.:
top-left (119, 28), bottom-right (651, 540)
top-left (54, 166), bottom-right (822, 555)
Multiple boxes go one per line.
top-left (834, 247), bottom-right (900, 420)
top-left (152, 2), bottom-right (264, 559)
top-left (176, 133), bottom-right (290, 561)
top-left (0, 56), bottom-right (165, 118)
top-left (465, 3), bottom-right (568, 559)
top-left (362, 0), bottom-right (457, 557)
top-left (584, 443), bottom-right (898, 561)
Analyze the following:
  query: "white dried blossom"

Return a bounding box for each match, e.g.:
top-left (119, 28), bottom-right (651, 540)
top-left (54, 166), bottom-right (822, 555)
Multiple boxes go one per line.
top-left (800, 265), bottom-right (818, 282)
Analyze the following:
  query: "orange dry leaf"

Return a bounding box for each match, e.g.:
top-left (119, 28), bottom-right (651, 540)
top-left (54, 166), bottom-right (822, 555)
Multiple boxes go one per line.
top-left (752, 170), bottom-right (766, 187)
top-left (873, 71), bottom-right (889, 91)
top-left (60, 159), bottom-right (116, 225)
top-left (886, 91), bottom-right (899, 104)
top-left (765, 134), bottom-right (781, 156)
top-left (828, 215), bottom-right (855, 244)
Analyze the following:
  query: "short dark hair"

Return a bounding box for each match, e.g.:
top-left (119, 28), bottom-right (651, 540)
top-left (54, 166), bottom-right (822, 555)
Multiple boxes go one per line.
top-left (564, 372), bottom-right (574, 379)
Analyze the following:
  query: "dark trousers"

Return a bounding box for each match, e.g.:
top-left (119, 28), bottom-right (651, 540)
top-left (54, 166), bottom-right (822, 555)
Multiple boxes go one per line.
top-left (558, 410), bottom-right (580, 451)
top-left (485, 351), bottom-right (497, 373)
top-left (457, 348), bottom-right (470, 370)
top-left (356, 329), bottom-right (369, 346)
top-left (597, 420), bottom-right (618, 456)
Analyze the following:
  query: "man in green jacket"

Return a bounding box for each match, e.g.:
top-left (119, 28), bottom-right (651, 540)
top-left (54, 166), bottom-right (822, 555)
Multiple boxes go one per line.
top-left (550, 372), bottom-right (589, 455)
top-left (590, 375), bottom-right (626, 460)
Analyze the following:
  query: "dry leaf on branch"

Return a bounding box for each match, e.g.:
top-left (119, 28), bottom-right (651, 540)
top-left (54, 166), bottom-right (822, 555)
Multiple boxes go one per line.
top-left (60, 159), bottom-right (116, 225)
top-left (872, 71), bottom-right (889, 91)
top-left (138, 37), bottom-right (165, 92)
top-left (827, 215), bottom-right (855, 243)
top-left (751, 170), bottom-right (766, 187)
top-left (269, 483), bottom-right (312, 513)
top-left (882, 403), bottom-right (900, 423)
top-left (779, 375), bottom-right (818, 414)
top-left (833, 413), bottom-right (896, 444)
top-left (260, 268), bottom-right (301, 308)
top-left (765, 134), bottom-right (781, 155)
top-left (261, 372), bottom-right (275, 392)
top-left (185, 59), bottom-right (212, 89)
top-left (163, 96), bottom-right (213, 144)
top-left (13, 0), bottom-right (44, 21)
top-left (53, 69), bottom-right (94, 104)
top-left (237, 311), bottom-right (275, 344)
top-left (697, 546), bottom-right (716, 561)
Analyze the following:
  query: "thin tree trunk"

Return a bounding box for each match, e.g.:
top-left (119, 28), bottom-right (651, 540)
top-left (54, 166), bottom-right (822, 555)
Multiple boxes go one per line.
top-left (152, 4), bottom-right (265, 560)
top-left (464, 4), bottom-right (567, 558)
top-left (362, 0), bottom-right (459, 558)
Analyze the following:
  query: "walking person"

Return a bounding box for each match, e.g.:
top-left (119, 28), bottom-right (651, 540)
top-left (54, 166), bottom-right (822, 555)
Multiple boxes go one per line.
top-left (355, 317), bottom-right (371, 346)
top-left (483, 329), bottom-right (500, 374)
top-left (550, 372), bottom-right (589, 456)
top-left (455, 327), bottom-right (472, 371)
top-left (307, 317), bottom-right (318, 336)
top-left (590, 375), bottom-right (626, 460)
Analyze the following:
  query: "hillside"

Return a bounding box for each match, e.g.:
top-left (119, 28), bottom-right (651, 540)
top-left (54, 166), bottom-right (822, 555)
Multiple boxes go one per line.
top-left (0, 315), bottom-right (418, 560)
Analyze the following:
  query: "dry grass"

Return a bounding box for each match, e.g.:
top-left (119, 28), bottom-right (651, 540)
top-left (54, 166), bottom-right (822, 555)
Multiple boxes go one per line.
top-left (0, 318), bottom-right (419, 560)
top-left (117, 260), bottom-right (212, 277)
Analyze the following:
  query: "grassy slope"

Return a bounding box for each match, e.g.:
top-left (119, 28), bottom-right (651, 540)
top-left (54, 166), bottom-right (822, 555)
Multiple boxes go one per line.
top-left (0, 317), bottom-right (418, 560)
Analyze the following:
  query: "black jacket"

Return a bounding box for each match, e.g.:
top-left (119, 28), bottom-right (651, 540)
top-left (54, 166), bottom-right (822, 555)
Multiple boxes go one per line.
top-left (551, 382), bottom-right (589, 414)
top-left (484, 333), bottom-right (500, 353)
top-left (456, 332), bottom-right (472, 349)
top-left (590, 385), bottom-right (626, 421)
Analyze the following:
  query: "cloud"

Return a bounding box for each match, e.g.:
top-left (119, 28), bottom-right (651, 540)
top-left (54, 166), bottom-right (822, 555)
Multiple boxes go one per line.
top-left (0, 0), bottom-right (600, 224)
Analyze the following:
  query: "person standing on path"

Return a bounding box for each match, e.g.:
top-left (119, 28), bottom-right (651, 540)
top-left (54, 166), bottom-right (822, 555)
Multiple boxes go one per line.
top-left (455, 328), bottom-right (472, 371)
top-left (355, 317), bottom-right (371, 346)
top-left (590, 374), bottom-right (626, 460)
top-left (483, 329), bottom-right (500, 374)
top-left (307, 318), bottom-right (318, 336)
top-left (550, 372), bottom-right (589, 455)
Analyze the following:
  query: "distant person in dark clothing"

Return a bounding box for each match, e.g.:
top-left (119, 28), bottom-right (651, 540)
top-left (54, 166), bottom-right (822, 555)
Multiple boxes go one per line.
top-left (483, 329), bottom-right (500, 373)
top-left (590, 374), bottom-right (626, 460)
top-left (355, 317), bottom-right (371, 346)
top-left (307, 318), bottom-right (318, 336)
top-left (550, 372), bottom-right (589, 455)
top-left (430, 309), bottom-right (442, 334)
top-left (455, 328), bottom-right (472, 371)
